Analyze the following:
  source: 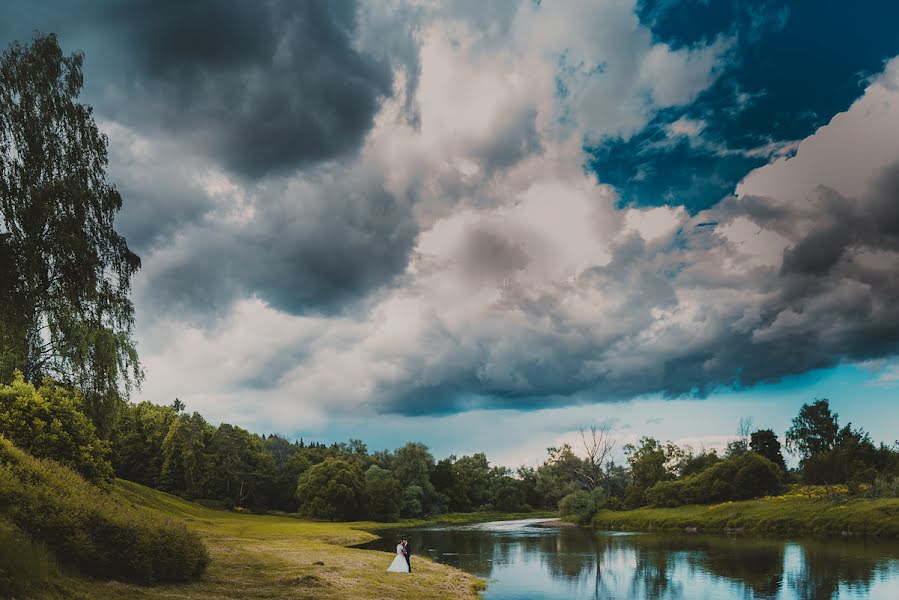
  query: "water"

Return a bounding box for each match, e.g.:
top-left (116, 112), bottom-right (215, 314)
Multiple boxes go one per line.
top-left (358, 519), bottom-right (899, 599)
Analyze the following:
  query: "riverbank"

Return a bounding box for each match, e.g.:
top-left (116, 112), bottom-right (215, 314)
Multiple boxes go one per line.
top-left (592, 487), bottom-right (899, 538)
top-left (50, 480), bottom-right (490, 599)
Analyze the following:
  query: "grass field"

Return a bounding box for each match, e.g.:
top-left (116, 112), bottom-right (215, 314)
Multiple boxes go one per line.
top-left (593, 486), bottom-right (899, 538)
top-left (50, 480), bottom-right (489, 600)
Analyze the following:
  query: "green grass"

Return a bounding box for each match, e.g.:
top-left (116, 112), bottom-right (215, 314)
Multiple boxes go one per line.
top-left (592, 486), bottom-right (899, 538)
top-left (0, 517), bottom-right (57, 598)
top-left (50, 480), bottom-right (489, 600)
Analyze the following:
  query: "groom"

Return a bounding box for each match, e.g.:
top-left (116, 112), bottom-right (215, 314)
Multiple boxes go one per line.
top-left (402, 539), bottom-right (411, 572)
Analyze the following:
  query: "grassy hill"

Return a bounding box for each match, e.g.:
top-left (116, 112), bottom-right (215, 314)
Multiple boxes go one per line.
top-left (592, 486), bottom-right (899, 538)
top-left (64, 479), bottom-right (484, 600)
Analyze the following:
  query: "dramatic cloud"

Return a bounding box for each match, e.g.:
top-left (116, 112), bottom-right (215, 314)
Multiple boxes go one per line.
top-left (2, 0), bottom-right (396, 179)
top-left (138, 53), bottom-right (899, 427)
top-left (5, 1), bottom-right (898, 435)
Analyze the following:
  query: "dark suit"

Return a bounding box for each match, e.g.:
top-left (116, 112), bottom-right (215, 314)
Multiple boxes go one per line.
top-left (403, 543), bottom-right (411, 572)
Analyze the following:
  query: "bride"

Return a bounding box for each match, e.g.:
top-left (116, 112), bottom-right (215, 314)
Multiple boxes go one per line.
top-left (387, 541), bottom-right (409, 573)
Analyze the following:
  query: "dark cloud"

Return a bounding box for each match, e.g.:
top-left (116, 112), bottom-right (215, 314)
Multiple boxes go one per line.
top-left (107, 0), bottom-right (393, 178)
top-left (138, 165), bottom-right (418, 321)
top-left (2, 0), bottom-right (395, 179)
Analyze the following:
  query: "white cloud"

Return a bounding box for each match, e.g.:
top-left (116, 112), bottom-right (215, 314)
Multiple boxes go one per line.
top-left (124, 8), bottom-right (899, 440)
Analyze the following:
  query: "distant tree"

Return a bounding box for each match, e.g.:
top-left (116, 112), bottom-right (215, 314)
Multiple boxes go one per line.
top-left (207, 424), bottom-right (275, 507)
top-left (515, 465), bottom-right (543, 509)
top-left (111, 401), bottom-right (178, 486)
top-left (491, 477), bottom-right (526, 512)
top-left (677, 449), bottom-right (722, 477)
top-left (0, 372), bottom-right (111, 482)
top-left (392, 442), bottom-right (434, 488)
top-left (785, 399), bottom-right (839, 461)
top-left (0, 33), bottom-right (141, 435)
top-left (160, 412), bottom-right (214, 497)
top-left (575, 426), bottom-right (616, 490)
top-left (536, 445), bottom-right (585, 507)
top-left (623, 437), bottom-right (683, 508)
top-left (295, 458), bottom-right (362, 521)
top-left (452, 453), bottom-right (492, 511)
top-left (750, 429), bottom-right (787, 472)
top-left (362, 465), bottom-right (402, 521)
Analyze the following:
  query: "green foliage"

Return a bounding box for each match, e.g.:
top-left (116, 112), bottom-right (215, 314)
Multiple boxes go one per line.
top-left (160, 412), bottom-right (214, 496)
top-left (402, 484), bottom-right (425, 517)
top-left (0, 373), bottom-right (111, 482)
top-left (362, 465), bottom-right (402, 521)
top-left (801, 425), bottom-right (897, 486)
top-left (295, 458), bottom-right (363, 520)
top-left (0, 33), bottom-right (141, 435)
top-left (535, 445), bottom-right (583, 508)
top-left (624, 437), bottom-right (683, 508)
top-left (786, 399), bottom-right (839, 461)
top-left (750, 429), bottom-right (787, 472)
top-left (0, 435), bottom-right (208, 583)
top-left (645, 452), bottom-right (782, 507)
top-left (110, 400), bottom-right (178, 486)
top-left (677, 449), bottom-right (722, 477)
top-left (558, 488), bottom-right (607, 525)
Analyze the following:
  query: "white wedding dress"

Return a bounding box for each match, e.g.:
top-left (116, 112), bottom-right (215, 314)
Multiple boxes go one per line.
top-left (387, 543), bottom-right (410, 573)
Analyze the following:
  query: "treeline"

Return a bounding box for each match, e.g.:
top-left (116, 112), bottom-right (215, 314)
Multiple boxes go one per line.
top-left (4, 368), bottom-right (899, 525)
top-left (557, 402), bottom-right (899, 524)
top-left (109, 399), bottom-right (546, 519)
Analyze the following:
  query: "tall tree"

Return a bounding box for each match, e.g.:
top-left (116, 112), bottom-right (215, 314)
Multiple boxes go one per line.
top-left (0, 33), bottom-right (141, 434)
top-left (785, 399), bottom-right (839, 461)
top-left (750, 429), bottom-right (787, 472)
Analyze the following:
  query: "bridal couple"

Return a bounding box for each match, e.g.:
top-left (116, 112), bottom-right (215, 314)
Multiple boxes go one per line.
top-left (387, 539), bottom-right (412, 573)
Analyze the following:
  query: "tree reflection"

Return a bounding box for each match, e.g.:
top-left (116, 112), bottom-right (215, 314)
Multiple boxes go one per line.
top-left (359, 524), bottom-right (899, 599)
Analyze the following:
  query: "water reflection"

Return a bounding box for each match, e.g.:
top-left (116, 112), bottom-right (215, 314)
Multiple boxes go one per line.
top-left (358, 519), bottom-right (899, 599)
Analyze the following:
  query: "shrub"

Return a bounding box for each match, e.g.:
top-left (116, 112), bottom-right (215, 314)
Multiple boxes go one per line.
top-left (0, 373), bottom-right (112, 482)
top-left (559, 488), bottom-right (607, 524)
top-left (0, 435), bottom-right (208, 583)
top-left (646, 452), bottom-right (782, 507)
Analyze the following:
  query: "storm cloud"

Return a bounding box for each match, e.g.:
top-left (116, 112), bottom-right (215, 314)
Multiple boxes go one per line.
top-left (5, 0), bottom-right (899, 431)
top-left (3, 0), bottom-right (395, 179)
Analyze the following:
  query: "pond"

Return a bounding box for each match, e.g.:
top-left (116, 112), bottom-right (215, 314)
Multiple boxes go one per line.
top-left (358, 519), bottom-right (899, 599)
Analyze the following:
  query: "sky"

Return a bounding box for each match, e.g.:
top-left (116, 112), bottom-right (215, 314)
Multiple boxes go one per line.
top-left (4, 0), bottom-right (899, 467)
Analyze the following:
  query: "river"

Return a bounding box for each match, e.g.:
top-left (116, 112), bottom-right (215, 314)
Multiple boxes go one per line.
top-left (358, 518), bottom-right (899, 599)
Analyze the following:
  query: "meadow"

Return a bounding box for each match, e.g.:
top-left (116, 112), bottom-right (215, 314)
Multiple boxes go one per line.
top-left (36, 479), bottom-right (487, 600)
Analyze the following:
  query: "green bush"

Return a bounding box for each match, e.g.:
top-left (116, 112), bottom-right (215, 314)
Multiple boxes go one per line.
top-left (0, 435), bottom-right (208, 583)
top-left (559, 488), bottom-right (607, 524)
top-left (646, 452), bottom-right (782, 507)
top-left (0, 373), bottom-right (112, 482)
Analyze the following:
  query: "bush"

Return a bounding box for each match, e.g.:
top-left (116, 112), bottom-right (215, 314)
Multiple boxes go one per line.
top-left (0, 373), bottom-right (112, 482)
top-left (558, 488), bottom-right (607, 524)
top-left (646, 452), bottom-right (782, 507)
top-left (0, 435), bottom-right (207, 583)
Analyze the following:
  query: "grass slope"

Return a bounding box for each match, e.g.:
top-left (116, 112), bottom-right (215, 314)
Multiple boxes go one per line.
top-left (57, 480), bottom-right (485, 600)
top-left (593, 486), bottom-right (899, 538)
